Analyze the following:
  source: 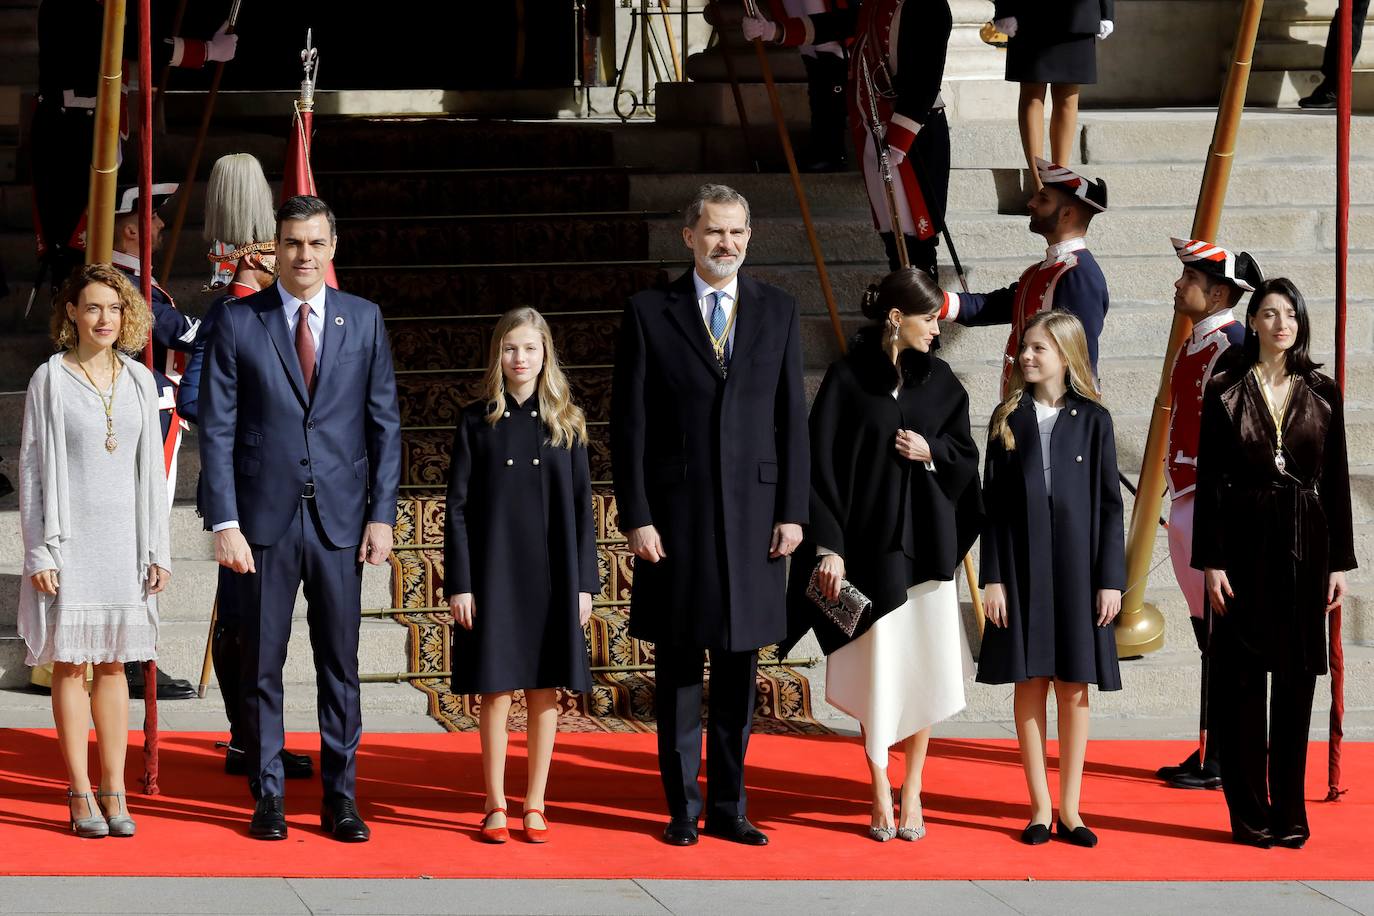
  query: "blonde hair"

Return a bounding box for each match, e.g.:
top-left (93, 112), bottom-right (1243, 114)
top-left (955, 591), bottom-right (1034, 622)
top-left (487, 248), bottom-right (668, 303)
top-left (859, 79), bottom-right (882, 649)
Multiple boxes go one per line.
top-left (988, 310), bottom-right (1101, 451)
top-left (204, 153), bottom-right (276, 246)
top-left (482, 307), bottom-right (588, 448)
top-left (51, 263), bottom-right (152, 356)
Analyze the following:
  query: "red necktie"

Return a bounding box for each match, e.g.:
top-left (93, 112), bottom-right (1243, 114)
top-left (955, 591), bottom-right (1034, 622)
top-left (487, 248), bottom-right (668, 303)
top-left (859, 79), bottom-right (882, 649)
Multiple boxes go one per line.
top-left (295, 302), bottom-right (316, 395)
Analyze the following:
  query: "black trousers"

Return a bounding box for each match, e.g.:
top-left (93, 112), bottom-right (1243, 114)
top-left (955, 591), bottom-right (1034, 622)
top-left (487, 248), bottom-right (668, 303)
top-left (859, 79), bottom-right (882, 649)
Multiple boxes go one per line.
top-left (654, 644), bottom-right (758, 822)
top-left (1217, 643), bottom-right (1317, 842)
top-left (1190, 617), bottom-right (1222, 774)
top-left (237, 499), bottom-right (363, 800)
top-left (802, 51), bottom-right (848, 165)
top-left (1320, 0), bottom-right (1370, 86)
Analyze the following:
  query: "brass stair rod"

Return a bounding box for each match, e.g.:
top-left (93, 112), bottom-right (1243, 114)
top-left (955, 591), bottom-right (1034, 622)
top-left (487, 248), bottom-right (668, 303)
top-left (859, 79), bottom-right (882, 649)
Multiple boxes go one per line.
top-left (360, 657), bottom-right (821, 683)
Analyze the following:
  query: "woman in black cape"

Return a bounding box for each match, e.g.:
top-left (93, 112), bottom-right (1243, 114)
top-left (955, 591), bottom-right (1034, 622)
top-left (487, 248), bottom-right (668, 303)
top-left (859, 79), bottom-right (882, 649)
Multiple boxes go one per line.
top-left (977, 309), bottom-right (1125, 849)
top-left (787, 268), bottom-right (983, 842)
top-left (1193, 278), bottom-right (1355, 849)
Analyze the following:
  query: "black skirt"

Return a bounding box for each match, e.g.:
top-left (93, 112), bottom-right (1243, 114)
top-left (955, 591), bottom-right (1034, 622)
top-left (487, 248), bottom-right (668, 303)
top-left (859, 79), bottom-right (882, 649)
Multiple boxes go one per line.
top-left (1006, 32), bottom-right (1098, 85)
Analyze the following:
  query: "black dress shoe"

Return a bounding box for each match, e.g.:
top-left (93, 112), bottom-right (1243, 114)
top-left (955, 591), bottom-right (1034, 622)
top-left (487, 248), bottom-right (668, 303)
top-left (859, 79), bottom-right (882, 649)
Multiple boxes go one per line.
top-left (321, 796), bottom-right (371, 842)
top-left (1021, 822), bottom-right (1052, 845)
top-left (703, 815), bottom-right (768, 846)
top-left (1166, 770), bottom-right (1222, 790)
top-left (662, 818), bottom-right (699, 846)
top-left (225, 747), bottom-right (315, 779)
top-left (1298, 86), bottom-right (1337, 110)
top-left (1056, 819), bottom-right (1099, 848)
top-left (1274, 832), bottom-right (1308, 849)
top-left (1156, 751), bottom-right (1200, 781)
top-left (1233, 829), bottom-right (1275, 848)
top-left (249, 795), bottom-right (288, 840)
top-left (125, 663), bottom-right (197, 700)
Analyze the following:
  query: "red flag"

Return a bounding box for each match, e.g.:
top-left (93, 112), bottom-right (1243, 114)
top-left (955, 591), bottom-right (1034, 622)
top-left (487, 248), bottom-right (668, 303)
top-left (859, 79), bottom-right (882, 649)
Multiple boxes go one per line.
top-left (282, 102), bottom-right (338, 288)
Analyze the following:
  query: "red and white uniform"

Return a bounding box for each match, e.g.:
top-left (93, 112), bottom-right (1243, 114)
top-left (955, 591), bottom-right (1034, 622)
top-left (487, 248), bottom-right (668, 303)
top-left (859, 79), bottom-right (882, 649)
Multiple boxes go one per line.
top-left (1166, 308), bottom-right (1245, 619)
top-left (939, 237), bottom-right (1110, 396)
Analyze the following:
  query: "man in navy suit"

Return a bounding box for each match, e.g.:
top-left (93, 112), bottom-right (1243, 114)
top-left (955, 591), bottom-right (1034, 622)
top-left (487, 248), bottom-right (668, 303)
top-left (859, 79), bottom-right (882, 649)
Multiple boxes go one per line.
top-left (200, 195), bottom-right (402, 842)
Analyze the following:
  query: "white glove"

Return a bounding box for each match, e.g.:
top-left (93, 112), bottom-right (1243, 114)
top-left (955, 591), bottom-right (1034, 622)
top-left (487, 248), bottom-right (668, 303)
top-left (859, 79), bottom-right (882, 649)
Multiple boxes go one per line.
top-left (887, 146), bottom-right (907, 167)
top-left (1097, 19), bottom-right (1114, 40)
top-left (742, 16), bottom-right (779, 43)
top-left (993, 16), bottom-right (1018, 38)
top-left (207, 22), bottom-right (238, 63)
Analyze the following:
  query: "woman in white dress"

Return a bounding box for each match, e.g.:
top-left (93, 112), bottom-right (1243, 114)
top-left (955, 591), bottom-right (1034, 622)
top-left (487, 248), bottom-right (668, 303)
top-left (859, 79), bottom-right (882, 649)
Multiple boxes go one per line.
top-left (18, 264), bottom-right (171, 838)
top-left (787, 268), bottom-right (983, 841)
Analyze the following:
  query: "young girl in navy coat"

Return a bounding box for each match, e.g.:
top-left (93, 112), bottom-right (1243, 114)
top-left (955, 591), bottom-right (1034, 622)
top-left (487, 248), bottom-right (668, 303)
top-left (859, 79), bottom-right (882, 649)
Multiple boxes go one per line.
top-left (445, 307), bottom-right (600, 844)
top-left (977, 309), bottom-right (1125, 848)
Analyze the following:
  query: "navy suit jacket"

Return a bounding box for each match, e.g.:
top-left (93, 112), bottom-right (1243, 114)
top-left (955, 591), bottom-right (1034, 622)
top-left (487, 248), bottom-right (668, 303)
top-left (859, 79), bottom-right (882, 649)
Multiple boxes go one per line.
top-left (199, 282), bottom-right (403, 548)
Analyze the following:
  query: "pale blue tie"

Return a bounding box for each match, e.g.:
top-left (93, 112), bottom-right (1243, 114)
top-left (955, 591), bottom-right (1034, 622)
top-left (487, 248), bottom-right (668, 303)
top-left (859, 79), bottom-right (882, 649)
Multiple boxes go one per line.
top-left (709, 291), bottom-right (731, 365)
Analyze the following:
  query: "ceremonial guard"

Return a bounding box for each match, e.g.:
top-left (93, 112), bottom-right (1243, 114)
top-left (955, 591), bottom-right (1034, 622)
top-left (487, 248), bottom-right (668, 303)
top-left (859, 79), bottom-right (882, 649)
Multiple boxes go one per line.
top-left (745, 0), bottom-right (953, 277)
top-left (31, 1), bottom-right (237, 284)
top-left (939, 159), bottom-right (1109, 393)
top-left (772, 0), bottom-right (849, 171)
top-left (1154, 237), bottom-right (1259, 791)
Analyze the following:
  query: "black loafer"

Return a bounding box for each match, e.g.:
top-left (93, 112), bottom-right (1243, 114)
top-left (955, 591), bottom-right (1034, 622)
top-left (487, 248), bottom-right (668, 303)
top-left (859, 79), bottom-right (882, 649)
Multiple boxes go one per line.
top-left (1167, 770), bottom-right (1222, 790)
top-left (249, 794), bottom-right (287, 840)
top-left (1274, 832), bottom-right (1307, 849)
top-left (1021, 822), bottom-right (1052, 845)
top-left (1155, 751), bottom-right (1200, 782)
top-left (1298, 87), bottom-right (1337, 110)
top-left (1056, 819), bottom-right (1098, 848)
top-left (125, 663), bottom-right (197, 700)
top-left (662, 817), bottom-right (699, 846)
top-left (321, 796), bottom-right (371, 842)
top-left (703, 815), bottom-right (768, 846)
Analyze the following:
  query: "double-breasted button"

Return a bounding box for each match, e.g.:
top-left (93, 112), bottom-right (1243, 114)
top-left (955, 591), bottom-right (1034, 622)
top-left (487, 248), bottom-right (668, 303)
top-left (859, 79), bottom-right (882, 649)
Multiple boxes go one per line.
top-left (299, 458), bottom-right (308, 466)
top-left (532, 458), bottom-right (541, 466)
top-left (1070, 408), bottom-right (1078, 416)
top-left (530, 410), bottom-right (538, 418)
top-left (505, 458), bottom-right (514, 466)
top-left (503, 410), bottom-right (510, 418)
top-left (1076, 455), bottom-right (1084, 463)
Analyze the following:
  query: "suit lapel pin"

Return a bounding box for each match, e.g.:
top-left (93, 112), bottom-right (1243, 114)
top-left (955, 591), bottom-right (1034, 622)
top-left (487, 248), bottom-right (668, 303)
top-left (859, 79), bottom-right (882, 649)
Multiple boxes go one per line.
top-left (334, 316), bottom-right (345, 325)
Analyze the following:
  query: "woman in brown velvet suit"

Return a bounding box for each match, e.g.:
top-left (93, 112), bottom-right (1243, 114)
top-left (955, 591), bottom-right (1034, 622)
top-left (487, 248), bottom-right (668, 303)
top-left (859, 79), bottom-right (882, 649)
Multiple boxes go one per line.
top-left (1192, 277), bottom-right (1356, 850)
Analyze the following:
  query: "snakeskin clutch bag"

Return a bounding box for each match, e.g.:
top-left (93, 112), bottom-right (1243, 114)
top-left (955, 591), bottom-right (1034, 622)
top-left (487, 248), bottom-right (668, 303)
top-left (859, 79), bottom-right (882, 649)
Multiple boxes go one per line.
top-left (806, 564), bottom-right (873, 638)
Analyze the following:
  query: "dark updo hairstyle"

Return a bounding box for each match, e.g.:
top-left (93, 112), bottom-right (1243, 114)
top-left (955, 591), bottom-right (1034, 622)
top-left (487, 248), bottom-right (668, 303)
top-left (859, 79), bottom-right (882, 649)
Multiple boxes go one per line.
top-left (1239, 277), bottom-right (1321, 376)
top-left (859, 266), bottom-right (944, 322)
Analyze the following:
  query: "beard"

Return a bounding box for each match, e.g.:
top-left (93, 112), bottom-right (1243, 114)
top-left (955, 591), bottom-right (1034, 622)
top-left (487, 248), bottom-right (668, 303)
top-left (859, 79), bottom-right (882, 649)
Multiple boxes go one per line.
top-left (702, 250), bottom-right (745, 280)
top-left (1028, 211), bottom-right (1055, 236)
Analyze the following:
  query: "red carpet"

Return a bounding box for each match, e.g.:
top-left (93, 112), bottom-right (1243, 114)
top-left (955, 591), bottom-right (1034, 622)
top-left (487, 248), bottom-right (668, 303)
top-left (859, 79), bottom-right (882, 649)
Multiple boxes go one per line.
top-left (0, 729), bottom-right (1370, 880)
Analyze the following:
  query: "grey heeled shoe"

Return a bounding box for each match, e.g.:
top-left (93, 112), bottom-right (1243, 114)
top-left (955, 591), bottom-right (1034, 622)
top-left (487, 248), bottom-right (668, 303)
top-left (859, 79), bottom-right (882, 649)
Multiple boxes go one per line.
top-left (868, 787), bottom-right (896, 841)
top-left (98, 790), bottom-right (136, 837)
top-left (896, 792), bottom-right (926, 841)
top-left (67, 789), bottom-right (109, 838)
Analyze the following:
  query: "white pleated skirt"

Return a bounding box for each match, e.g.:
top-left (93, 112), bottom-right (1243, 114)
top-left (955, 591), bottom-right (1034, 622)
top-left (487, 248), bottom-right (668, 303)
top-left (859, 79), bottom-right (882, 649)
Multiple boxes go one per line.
top-left (825, 578), bottom-right (973, 765)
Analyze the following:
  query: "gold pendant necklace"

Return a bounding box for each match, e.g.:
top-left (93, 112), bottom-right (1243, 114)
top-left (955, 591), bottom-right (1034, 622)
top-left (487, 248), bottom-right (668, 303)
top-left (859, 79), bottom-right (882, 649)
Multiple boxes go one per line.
top-left (76, 349), bottom-right (119, 453)
top-left (703, 295), bottom-right (740, 374)
top-left (1252, 365), bottom-right (1293, 473)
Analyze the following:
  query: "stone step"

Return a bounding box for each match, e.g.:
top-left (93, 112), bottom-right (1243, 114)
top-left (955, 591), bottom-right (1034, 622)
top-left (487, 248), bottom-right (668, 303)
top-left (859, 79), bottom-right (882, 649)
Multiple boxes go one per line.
top-left (629, 160), bottom-right (1374, 217)
top-left (0, 615), bottom-right (412, 691)
top-left (797, 297), bottom-right (1374, 369)
top-left (752, 254), bottom-right (1374, 319)
top-left (1245, 68), bottom-right (1374, 110)
top-left (1255, 34), bottom-right (1374, 71)
top-left (646, 204), bottom-right (1371, 266)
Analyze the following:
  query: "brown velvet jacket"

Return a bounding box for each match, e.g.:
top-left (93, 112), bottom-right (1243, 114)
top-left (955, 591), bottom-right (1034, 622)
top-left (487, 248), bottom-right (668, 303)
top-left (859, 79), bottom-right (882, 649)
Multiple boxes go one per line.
top-left (1192, 366), bottom-right (1357, 674)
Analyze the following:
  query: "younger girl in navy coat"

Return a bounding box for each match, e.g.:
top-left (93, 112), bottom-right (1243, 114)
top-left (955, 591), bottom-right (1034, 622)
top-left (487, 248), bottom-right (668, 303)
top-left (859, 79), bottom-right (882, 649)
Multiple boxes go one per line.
top-left (977, 309), bottom-right (1125, 848)
top-left (445, 307), bottom-right (600, 844)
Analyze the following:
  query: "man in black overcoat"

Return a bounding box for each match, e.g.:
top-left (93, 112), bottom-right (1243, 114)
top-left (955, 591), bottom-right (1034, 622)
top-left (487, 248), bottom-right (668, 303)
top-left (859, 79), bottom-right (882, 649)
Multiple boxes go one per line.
top-left (611, 184), bottom-right (809, 847)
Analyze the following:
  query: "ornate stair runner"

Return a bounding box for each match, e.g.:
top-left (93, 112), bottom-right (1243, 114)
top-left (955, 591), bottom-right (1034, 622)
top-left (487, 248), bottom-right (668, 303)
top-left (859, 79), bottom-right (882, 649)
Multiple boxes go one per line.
top-left (313, 119), bottom-right (827, 734)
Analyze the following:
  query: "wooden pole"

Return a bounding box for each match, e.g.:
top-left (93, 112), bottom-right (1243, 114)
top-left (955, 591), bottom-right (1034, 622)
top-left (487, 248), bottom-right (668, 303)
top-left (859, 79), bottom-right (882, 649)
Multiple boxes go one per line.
top-left (85, 0), bottom-right (129, 265)
top-left (151, 0), bottom-right (189, 128)
top-left (744, 32), bottom-right (845, 353)
top-left (199, 598), bottom-right (219, 699)
top-left (1327, 0), bottom-right (1353, 802)
top-left (1116, 0), bottom-right (1265, 657)
top-left (159, 3), bottom-right (243, 282)
top-left (659, 0), bottom-right (683, 82)
top-left (711, 2), bottom-right (760, 172)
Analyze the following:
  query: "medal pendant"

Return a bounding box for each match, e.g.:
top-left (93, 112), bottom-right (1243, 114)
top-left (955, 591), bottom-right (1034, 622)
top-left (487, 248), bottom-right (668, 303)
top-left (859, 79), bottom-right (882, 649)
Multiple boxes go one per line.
top-left (1274, 450), bottom-right (1286, 472)
top-left (105, 434), bottom-right (118, 454)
